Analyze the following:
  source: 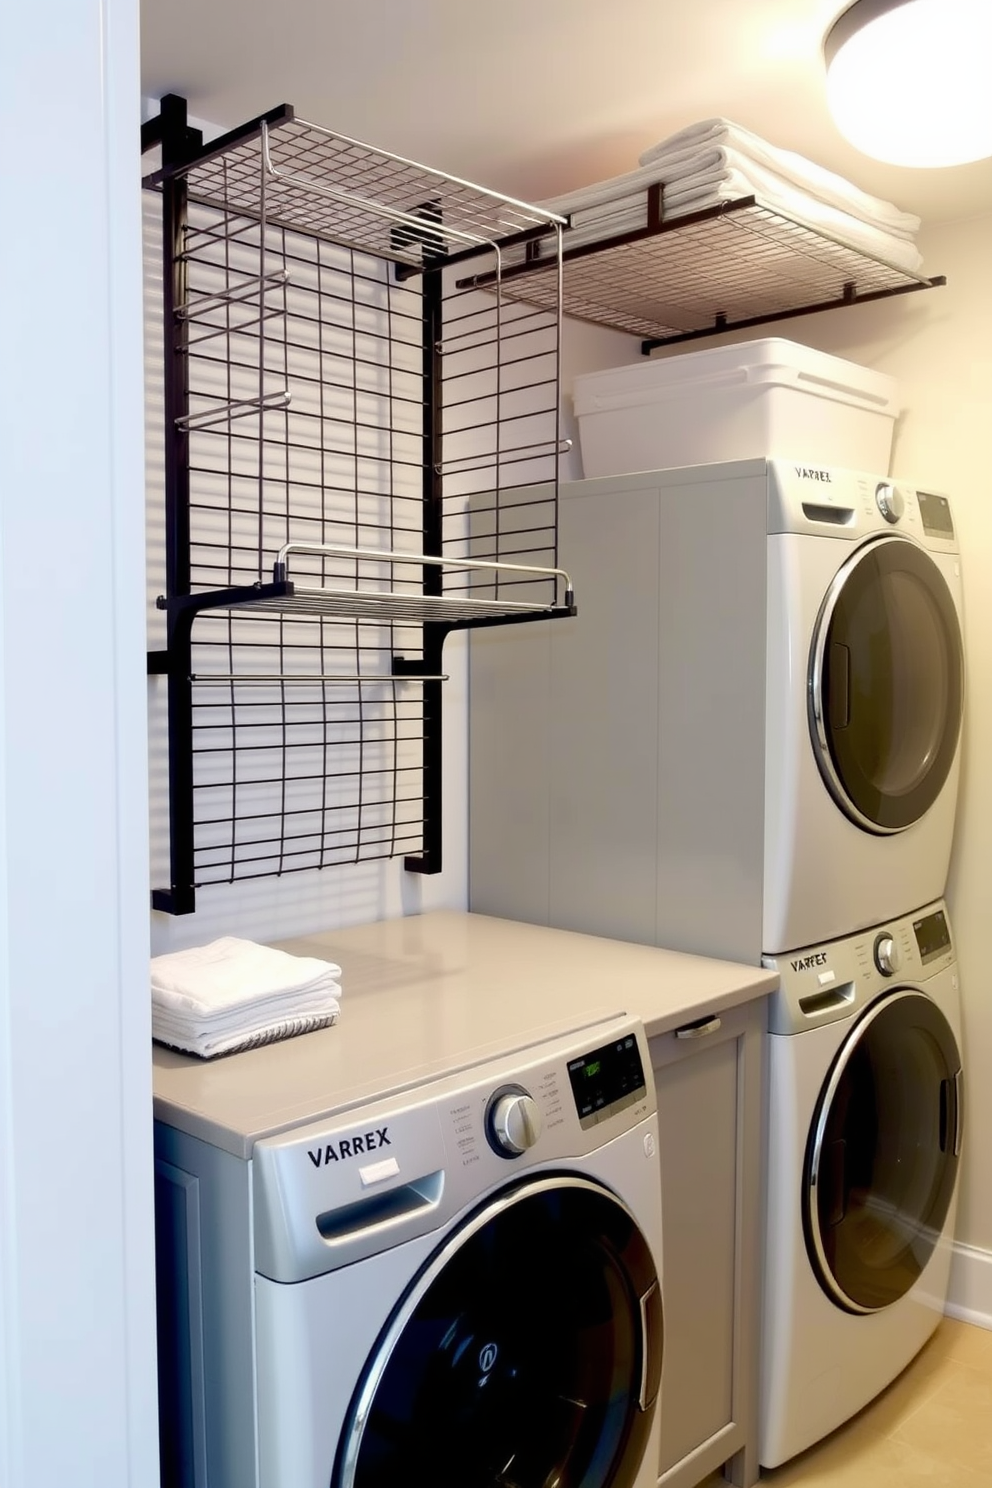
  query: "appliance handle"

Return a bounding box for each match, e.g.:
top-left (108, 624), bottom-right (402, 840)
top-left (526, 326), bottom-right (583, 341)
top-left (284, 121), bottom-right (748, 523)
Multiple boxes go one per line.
top-left (954, 1068), bottom-right (965, 1157)
top-left (675, 1015), bottom-right (722, 1041)
top-left (638, 1278), bottom-right (664, 1411)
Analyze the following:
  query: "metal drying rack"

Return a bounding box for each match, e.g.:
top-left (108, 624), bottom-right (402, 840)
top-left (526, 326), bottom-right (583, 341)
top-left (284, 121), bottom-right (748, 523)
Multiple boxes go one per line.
top-left (143, 96), bottom-right (572, 913)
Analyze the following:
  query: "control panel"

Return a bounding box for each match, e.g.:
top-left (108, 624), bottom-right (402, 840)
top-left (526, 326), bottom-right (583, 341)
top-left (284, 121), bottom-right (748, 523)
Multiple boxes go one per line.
top-left (251, 1014), bottom-right (656, 1282)
top-left (768, 462), bottom-right (957, 551)
top-left (567, 1033), bottom-right (647, 1130)
top-left (917, 491), bottom-right (955, 540)
top-left (765, 899), bottom-right (955, 1036)
top-left (914, 905), bottom-right (952, 964)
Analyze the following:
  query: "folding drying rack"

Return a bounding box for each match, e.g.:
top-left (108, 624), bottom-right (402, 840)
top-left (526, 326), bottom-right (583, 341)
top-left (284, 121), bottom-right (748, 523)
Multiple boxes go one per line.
top-left (143, 96), bottom-right (572, 914)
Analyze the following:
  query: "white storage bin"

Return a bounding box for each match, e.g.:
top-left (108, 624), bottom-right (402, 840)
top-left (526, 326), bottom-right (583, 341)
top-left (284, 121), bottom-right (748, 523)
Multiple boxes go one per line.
top-left (572, 337), bottom-right (900, 478)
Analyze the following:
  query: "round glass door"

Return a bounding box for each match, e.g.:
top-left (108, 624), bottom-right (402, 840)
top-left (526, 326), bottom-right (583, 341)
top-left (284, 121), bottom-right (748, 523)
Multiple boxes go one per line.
top-left (808, 535), bottom-right (963, 833)
top-left (334, 1174), bottom-right (662, 1488)
top-left (804, 988), bottom-right (963, 1314)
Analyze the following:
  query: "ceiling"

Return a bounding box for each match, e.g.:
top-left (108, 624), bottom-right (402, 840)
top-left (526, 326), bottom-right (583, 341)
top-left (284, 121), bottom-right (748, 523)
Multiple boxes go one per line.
top-left (140, 0), bottom-right (992, 229)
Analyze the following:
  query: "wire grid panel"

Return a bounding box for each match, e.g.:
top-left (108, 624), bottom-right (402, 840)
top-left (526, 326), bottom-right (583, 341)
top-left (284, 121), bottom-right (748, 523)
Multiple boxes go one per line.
top-left (437, 254), bottom-right (565, 610)
top-left (183, 202), bottom-right (426, 586)
top-left (167, 131), bottom-right (566, 887)
top-left (188, 612), bottom-right (426, 886)
top-left (179, 197), bottom-right (432, 882)
top-left (497, 201), bottom-right (930, 342)
top-left (175, 113), bottom-right (565, 268)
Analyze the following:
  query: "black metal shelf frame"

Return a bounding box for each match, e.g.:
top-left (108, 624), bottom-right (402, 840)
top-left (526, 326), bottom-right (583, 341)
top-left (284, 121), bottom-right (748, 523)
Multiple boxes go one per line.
top-left (459, 182), bottom-right (945, 351)
top-left (143, 96), bottom-right (573, 914)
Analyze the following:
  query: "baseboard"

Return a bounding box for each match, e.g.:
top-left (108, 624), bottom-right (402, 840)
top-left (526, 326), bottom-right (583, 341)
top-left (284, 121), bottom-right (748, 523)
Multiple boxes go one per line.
top-left (945, 1240), bottom-right (992, 1331)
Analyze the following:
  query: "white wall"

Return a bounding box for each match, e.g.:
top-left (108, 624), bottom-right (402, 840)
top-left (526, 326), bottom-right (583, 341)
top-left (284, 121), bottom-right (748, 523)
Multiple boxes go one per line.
top-left (0, 0), bottom-right (160, 1485)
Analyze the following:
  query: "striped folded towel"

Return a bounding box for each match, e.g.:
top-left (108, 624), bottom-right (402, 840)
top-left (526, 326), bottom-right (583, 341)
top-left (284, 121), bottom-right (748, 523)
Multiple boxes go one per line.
top-left (151, 936), bottom-right (342, 1059)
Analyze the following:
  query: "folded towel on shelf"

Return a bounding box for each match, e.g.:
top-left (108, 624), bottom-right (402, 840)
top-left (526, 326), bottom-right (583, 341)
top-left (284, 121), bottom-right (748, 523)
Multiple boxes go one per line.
top-left (636, 118), bottom-right (920, 235)
top-left (151, 936), bottom-right (342, 1059)
top-left (533, 118), bottom-right (923, 277)
top-left (554, 177), bottom-right (924, 275)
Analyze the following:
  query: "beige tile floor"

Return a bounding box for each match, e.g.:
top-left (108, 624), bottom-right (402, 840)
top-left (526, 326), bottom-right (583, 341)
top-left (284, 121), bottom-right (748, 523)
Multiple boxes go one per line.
top-left (726, 1317), bottom-right (992, 1485)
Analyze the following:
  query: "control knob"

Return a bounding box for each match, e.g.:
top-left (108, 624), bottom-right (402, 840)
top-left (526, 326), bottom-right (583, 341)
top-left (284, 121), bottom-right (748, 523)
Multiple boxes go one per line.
top-left (873, 933), bottom-right (903, 977)
top-left (876, 483), bottom-right (905, 524)
top-left (486, 1087), bottom-right (543, 1157)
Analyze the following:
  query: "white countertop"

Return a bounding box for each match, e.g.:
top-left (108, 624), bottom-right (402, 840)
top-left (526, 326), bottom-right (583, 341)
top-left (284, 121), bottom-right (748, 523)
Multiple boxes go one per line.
top-left (152, 910), bottom-right (777, 1157)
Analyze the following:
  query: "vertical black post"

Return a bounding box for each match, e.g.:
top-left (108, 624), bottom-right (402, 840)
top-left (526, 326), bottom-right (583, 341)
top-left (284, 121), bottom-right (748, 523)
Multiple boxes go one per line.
top-left (149, 95), bottom-right (202, 914)
top-left (405, 265), bottom-right (445, 874)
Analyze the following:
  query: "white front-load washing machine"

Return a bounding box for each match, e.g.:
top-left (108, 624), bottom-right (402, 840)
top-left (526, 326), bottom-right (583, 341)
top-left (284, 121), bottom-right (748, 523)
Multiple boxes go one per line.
top-left (759, 899), bottom-right (964, 1468)
top-left (469, 458), bottom-right (965, 965)
top-left (154, 1012), bottom-right (664, 1488)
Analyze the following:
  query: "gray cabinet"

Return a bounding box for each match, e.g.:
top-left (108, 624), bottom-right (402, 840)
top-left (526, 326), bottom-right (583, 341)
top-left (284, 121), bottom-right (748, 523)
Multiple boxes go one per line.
top-left (649, 998), bottom-right (765, 1488)
top-left (468, 464), bottom-right (771, 967)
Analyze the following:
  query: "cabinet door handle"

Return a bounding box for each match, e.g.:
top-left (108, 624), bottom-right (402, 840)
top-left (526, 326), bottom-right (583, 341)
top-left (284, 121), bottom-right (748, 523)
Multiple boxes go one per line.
top-left (675, 1015), bottom-right (722, 1040)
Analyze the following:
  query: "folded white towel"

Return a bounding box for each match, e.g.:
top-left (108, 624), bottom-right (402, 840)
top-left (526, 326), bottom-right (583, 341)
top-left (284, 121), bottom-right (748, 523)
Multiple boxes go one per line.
top-left (534, 152), bottom-right (923, 277)
top-left (636, 118), bottom-right (920, 236)
top-left (152, 936), bottom-right (342, 1059)
top-left (528, 117), bottom-right (923, 284)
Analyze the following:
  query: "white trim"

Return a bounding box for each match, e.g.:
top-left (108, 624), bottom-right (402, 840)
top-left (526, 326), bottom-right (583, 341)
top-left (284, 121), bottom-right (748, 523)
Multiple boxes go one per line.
top-left (0, 526), bottom-right (21, 1488)
top-left (0, 0), bottom-right (157, 1483)
top-left (945, 1240), bottom-right (992, 1332)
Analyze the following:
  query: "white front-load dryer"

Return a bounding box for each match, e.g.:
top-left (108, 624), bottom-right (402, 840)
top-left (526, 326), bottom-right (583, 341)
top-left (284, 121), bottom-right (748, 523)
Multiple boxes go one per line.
top-left (154, 1013), bottom-right (664, 1488)
top-left (764, 464), bottom-right (965, 953)
top-left (759, 900), bottom-right (964, 1468)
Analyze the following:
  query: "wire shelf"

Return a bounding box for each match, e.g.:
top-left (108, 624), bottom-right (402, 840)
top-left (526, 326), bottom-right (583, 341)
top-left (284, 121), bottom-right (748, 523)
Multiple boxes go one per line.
top-left (463, 196), bottom-right (941, 347)
top-left (148, 106), bottom-right (566, 267)
top-left (166, 542), bottom-right (574, 628)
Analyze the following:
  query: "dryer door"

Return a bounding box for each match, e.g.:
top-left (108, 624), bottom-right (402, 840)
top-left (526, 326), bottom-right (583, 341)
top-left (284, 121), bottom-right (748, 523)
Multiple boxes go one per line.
top-left (334, 1174), bottom-right (662, 1488)
top-left (804, 988), bottom-right (963, 1314)
top-left (808, 534), bottom-right (963, 833)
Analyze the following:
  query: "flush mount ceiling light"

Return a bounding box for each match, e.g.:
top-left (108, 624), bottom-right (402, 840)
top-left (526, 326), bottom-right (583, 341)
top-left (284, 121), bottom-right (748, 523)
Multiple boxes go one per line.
top-left (824, 0), bottom-right (992, 167)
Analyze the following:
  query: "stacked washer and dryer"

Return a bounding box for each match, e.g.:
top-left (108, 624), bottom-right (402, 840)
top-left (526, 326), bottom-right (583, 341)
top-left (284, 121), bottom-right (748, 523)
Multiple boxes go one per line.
top-left (757, 464), bottom-right (967, 1466)
top-left (469, 448), bottom-right (967, 1470)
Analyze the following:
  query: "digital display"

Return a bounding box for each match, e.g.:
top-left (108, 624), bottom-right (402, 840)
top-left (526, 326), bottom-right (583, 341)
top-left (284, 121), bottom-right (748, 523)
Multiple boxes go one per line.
top-left (567, 1035), bottom-right (646, 1126)
top-left (918, 491), bottom-right (954, 539)
top-left (914, 909), bottom-right (952, 964)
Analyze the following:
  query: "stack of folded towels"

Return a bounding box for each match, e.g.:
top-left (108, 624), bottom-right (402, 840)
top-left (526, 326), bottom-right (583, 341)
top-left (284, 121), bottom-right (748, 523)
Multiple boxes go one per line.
top-left (536, 117), bottom-right (922, 274)
top-left (151, 936), bottom-right (342, 1059)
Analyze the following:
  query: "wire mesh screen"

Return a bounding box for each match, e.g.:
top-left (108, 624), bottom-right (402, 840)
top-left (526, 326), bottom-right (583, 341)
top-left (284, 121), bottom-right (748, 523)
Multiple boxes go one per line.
top-left (163, 130), bottom-right (564, 890)
top-left (188, 619), bottom-right (427, 886)
top-left (180, 199), bottom-right (427, 884)
top-left (438, 266), bottom-right (564, 609)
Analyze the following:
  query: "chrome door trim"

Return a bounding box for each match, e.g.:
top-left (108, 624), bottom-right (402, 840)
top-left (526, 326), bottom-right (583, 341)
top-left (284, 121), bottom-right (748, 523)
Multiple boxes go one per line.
top-left (808, 532), bottom-right (963, 836)
top-left (808, 534), bottom-right (912, 835)
top-left (805, 987), bottom-right (950, 1315)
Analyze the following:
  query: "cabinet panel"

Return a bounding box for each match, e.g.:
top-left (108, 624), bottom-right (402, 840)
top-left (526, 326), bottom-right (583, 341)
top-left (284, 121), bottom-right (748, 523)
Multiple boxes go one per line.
top-left (650, 999), bottom-right (764, 1488)
top-left (656, 1032), bottom-right (737, 1470)
top-left (548, 486), bottom-right (662, 943)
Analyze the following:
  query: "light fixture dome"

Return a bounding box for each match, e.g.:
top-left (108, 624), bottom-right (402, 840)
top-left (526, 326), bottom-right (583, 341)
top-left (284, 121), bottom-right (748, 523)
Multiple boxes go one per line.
top-left (824, 0), bottom-right (992, 167)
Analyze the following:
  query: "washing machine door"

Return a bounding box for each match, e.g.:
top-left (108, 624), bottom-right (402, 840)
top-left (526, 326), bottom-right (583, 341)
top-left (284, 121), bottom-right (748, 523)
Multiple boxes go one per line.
top-left (808, 534), bottom-right (963, 833)
top-left (334, 1173), bottom-right (662, 1488)
top-left (804, 988), bottom-right (963, 1314)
